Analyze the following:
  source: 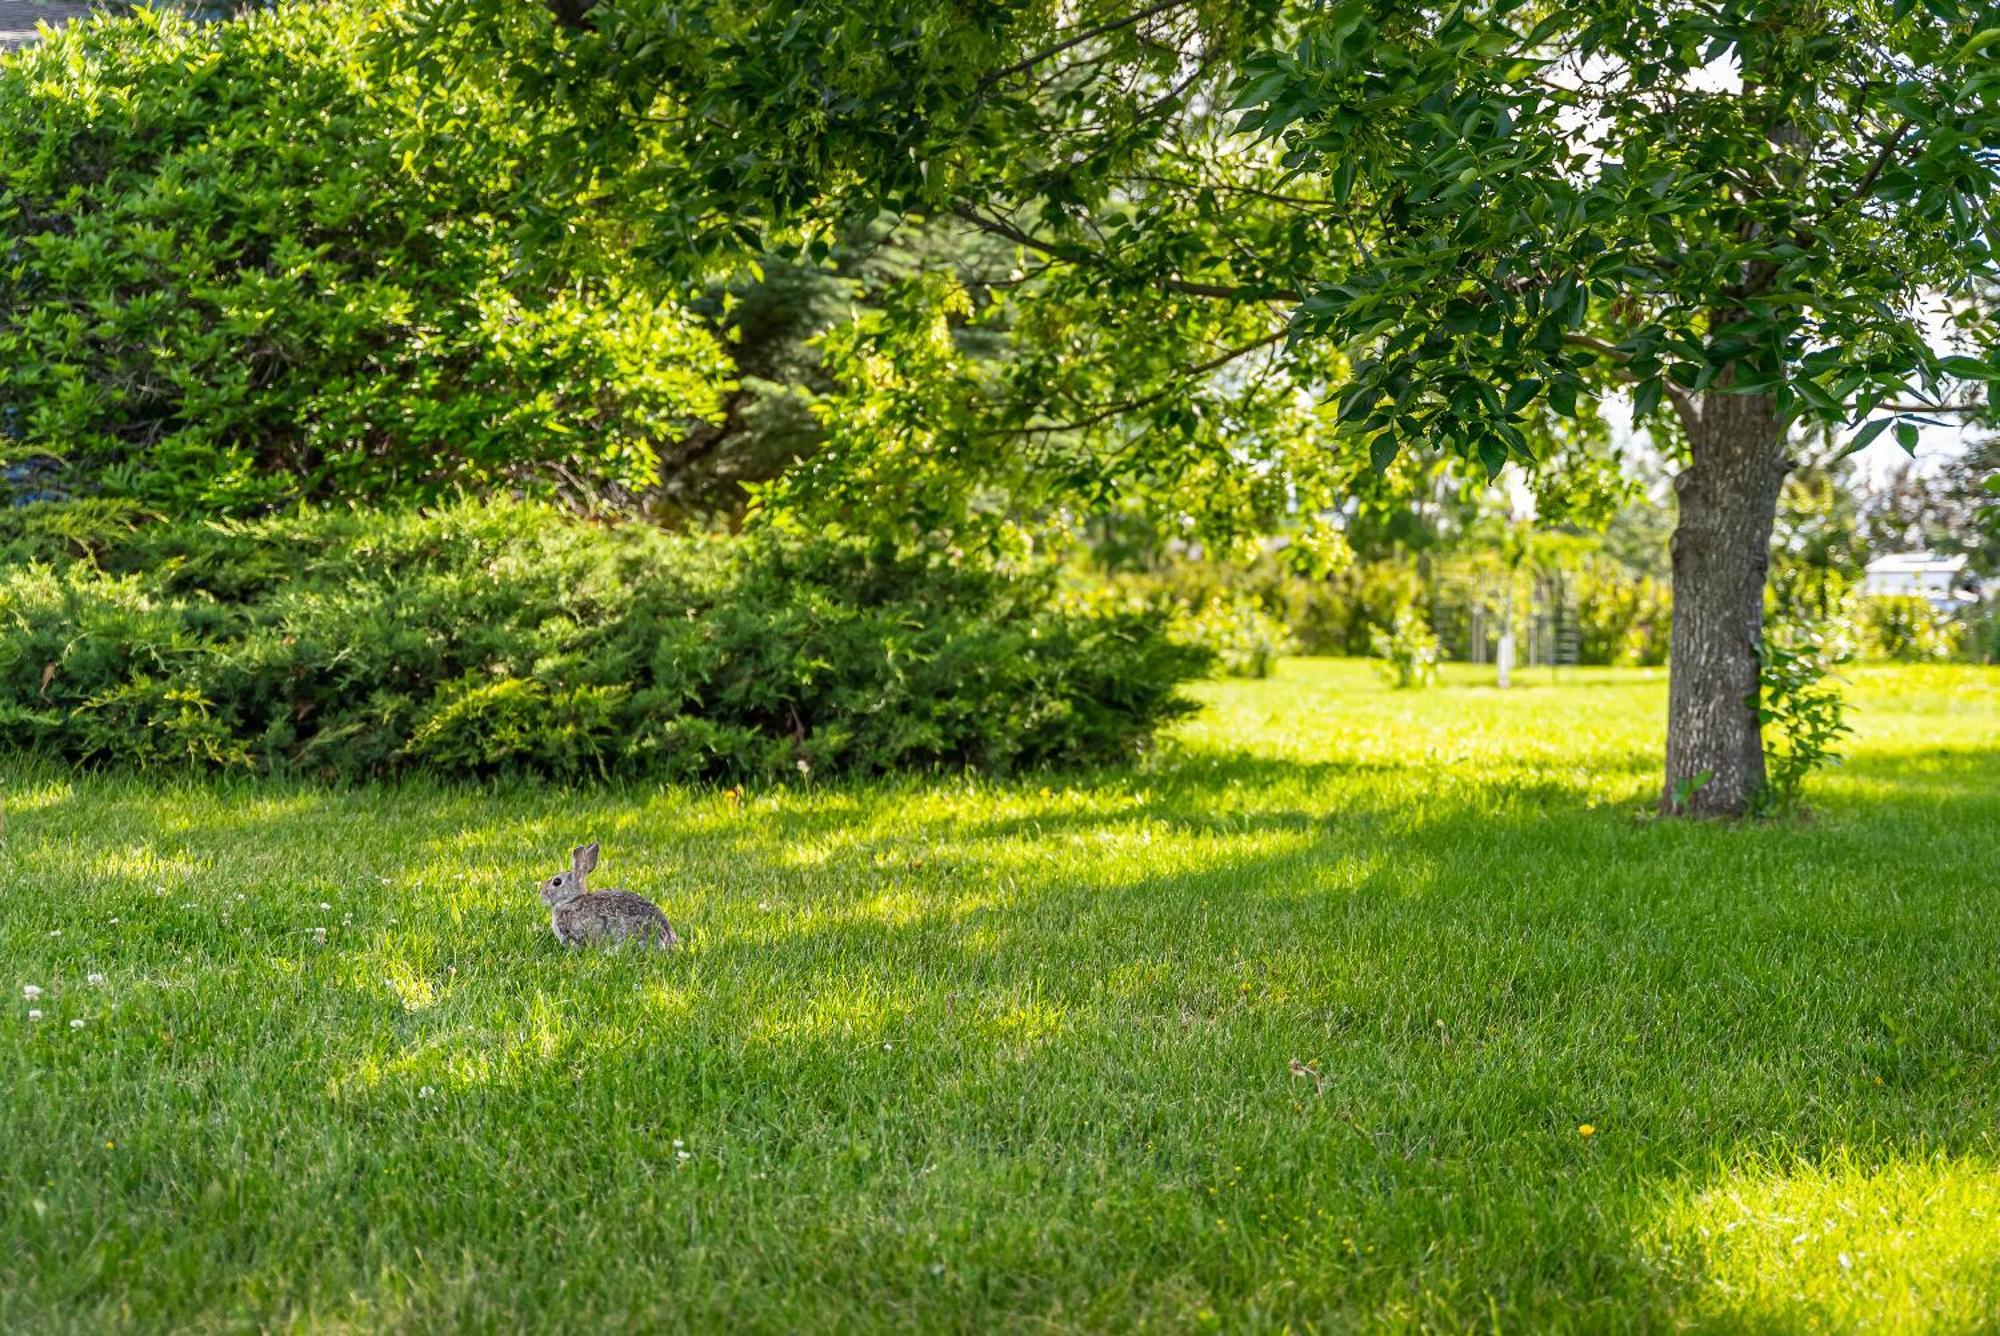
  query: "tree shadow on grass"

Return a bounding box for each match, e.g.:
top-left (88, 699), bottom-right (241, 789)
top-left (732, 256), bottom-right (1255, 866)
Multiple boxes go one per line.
top-left (5, 741), bottom-right (2000, 1326)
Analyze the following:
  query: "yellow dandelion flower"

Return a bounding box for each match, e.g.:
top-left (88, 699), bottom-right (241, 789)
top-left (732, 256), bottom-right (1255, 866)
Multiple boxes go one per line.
top-left (1579, 1124), bottom-right (1596, 1137)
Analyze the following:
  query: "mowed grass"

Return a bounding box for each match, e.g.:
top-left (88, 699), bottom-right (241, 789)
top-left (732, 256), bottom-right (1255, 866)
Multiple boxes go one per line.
top-left (3, 659), bottom-right (1998, 1332)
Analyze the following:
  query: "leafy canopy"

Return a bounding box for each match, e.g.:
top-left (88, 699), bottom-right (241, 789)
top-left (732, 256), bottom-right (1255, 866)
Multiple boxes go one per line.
top-left (0, 4), bottom-right (729, 513)
top-left (415, 0), bottom-right (1999, 529)
top-left (1228, 0), bottom-right (2000, 465)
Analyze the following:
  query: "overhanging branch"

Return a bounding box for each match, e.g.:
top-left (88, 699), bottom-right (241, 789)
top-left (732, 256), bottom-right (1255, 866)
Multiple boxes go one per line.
top-left (948, 205), bottom-right (1279, 303)
top-left (1564, 334), bottom-right (1701, 431)
top-left (1011, 327), bottom-right (1289, 436)
top-left (977, 0), bottom-right (1197, 89)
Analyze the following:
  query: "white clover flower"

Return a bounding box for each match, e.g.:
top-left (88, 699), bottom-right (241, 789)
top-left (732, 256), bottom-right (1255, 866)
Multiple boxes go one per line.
top-left (312, 927), bottom-right (327, 945)
top-left (672, 1138), bottom-right (684, 1148)
top-left (108, 917), bottom-right (119, 925)
top-left (22, 985), bottom-right (41, 1001)
top-left (419, 1085), bottom-right (436, 1100)
top-left (27, 1009), bottom-right (42, 1022)
top-left (69, 1019), bottom-right (84, 1031)
top-left (47, 929), bottom-right (61, 938)
top-left (319, 902), bottom-right (331, 911)
top-left (86, 973), bottom-right (105, 986)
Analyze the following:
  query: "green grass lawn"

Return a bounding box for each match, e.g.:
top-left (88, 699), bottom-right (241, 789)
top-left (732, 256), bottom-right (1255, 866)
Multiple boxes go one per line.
top-left (4, 659), bottom-right (1998, 1331)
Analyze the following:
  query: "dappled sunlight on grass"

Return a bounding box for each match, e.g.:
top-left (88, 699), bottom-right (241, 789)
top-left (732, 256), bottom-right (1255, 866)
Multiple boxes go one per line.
top-left (4, 660), bottom-right (1997, 1328)
top-left (1649, 1153), bottom-right (2000, 1330)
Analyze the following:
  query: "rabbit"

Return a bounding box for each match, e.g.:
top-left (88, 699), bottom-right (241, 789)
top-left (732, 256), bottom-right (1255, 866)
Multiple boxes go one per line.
top-left (538, 842), bottom-right (679, 950)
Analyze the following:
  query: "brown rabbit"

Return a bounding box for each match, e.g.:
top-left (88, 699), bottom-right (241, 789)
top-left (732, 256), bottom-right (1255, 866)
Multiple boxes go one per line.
top-left (538, 842), bottom-right (678, 949)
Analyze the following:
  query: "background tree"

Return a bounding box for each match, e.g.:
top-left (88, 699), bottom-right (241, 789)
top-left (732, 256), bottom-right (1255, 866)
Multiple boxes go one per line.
top-left (0, 5), bottom-right (731, 512)
top-left (1859, 438), bottom-right (2000, 577)
top-left (434, 0), bottom-right (2000, 815)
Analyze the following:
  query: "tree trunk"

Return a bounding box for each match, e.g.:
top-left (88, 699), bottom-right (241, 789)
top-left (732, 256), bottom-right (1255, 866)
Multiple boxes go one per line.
top-left (1662, 392), bottom-right (1790, 817)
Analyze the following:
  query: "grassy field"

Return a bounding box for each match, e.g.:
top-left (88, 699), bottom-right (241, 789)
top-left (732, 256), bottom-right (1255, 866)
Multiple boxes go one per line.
top-left (3, 659), bottom-right (1998, 1331)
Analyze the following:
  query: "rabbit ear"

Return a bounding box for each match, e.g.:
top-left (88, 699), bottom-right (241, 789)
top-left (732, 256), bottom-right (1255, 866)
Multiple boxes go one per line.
top-left (572, 842), bottom-right (600, 876)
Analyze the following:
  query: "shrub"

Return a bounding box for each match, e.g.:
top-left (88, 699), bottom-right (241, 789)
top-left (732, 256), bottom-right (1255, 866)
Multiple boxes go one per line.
top-left (1857, 595), bottom-right (1961, 662)
top-left (1755, 618), bottom-right (1852, 818)
top-left (1287, 561), bottom-right (1427, 657)
top-left (1170, 594), bottom-right (1295, 679)
top-left (1575, 559), bottom-right (1672, 666)
top-left (1369, 607), bottom-right (1440, 688)
top-left (1962, 605), bottom-right (1998, 664)
top-left (1098, 552), bottom-right (1422, 659)
top-left (0, 501), bottom-right (1208, 781)
top-left (1080, 558), bottom-right (1295, 677)
top-left (0, 4), bottom-right (728, 513)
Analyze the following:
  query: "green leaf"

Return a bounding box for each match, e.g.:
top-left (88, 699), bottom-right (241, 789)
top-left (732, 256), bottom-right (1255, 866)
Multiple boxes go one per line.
top-left (1548, 379), bottom-right (1578, 418)
top-left (1952, 27), bottom-right (1998, 60)
top-left (1632, 379), bottom-right (1663, 419)
top-left (1836, 417), bottom-right (1893, 458)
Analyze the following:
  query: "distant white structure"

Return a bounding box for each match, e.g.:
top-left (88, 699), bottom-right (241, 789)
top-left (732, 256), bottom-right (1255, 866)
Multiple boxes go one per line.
top-left (1860, 552), bottom-right (1981, 612)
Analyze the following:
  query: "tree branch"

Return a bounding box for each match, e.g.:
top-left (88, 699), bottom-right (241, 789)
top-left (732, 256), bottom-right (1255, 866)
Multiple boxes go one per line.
top-left (947, 205), bottom-right (1279, 303)
top-left (1011, 328), bottom-right (1289, 435)
top-left (977, 0), bottom-right (1196, 90)
top-left (1564, 334), bottom-right (1702, 431)
top-left (1830, 119), bottom-right (1914, 214)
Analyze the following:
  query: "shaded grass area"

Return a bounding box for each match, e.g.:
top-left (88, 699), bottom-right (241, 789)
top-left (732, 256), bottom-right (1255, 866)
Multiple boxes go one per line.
top-left (2, 660), bottom-right (1997, 1330)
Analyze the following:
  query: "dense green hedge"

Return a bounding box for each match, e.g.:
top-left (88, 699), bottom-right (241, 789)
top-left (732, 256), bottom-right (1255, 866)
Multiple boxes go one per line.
top-left (0, 4), bottom-right (727, 512)
top-left (0, 502), bottom-right (1207, 780)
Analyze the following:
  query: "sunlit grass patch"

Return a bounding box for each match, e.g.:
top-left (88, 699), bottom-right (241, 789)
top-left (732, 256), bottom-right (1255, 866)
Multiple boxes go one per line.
top-left (3, 659), bottom-right (1996, 1330)
top-left (1651, 1153), bottom-right (2000, 1331)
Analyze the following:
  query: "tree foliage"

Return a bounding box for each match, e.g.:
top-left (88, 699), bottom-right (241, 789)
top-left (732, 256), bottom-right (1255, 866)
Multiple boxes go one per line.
top-left (0, 4), bottom-right (729, 513)
top-left (412, 0), bottom-right (1999, 513)
top-left (1230, 1), bottom-right (2000, 466)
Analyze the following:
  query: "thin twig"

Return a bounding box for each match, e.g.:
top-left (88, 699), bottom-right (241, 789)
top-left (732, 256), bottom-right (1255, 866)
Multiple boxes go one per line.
top-left (977, 0), bottom-right (1196, 90)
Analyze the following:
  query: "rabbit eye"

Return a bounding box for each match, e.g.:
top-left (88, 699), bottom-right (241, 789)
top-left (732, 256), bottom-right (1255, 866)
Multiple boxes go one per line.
top-left (552, 875), bottom-right (564, 886)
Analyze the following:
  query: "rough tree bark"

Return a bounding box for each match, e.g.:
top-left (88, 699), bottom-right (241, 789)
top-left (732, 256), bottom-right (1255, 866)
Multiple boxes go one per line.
top-left (1662, 391), bottom-right (1792, 817)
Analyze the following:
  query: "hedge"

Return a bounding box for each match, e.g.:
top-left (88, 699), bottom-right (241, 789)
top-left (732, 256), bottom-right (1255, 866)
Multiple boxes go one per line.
top-left (0, 501), bottom-right (1208, 781)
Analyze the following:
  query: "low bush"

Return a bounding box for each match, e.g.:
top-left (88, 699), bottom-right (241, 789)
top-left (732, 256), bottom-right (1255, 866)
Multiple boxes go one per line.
top-left (0, 501), bottom-right (1208, 781)
top-left (1169, 595), bottom-right (1295, 679)
top-left (1288, 561), bottom-right (1429, 657)
top-left (1755, 617), bottom-right (1852, 818)
top-left (1369, 607), bottom-right (1441, 688)
top-left (1857, 595), bottom-right (1962, 662)
top-left (1098, 548), bottom-right (1678, 668)
top-left (1575, 559), bottom-right (1672, 666)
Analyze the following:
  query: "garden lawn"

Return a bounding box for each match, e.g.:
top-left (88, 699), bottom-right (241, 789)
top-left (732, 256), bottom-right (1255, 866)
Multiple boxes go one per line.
top-left (3, 659), bottom-right (1998, 1331)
